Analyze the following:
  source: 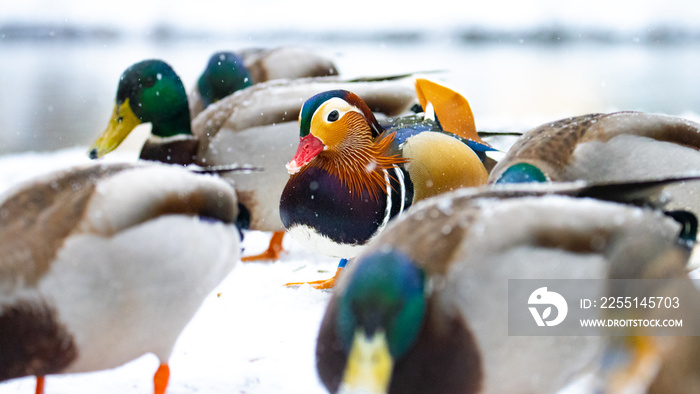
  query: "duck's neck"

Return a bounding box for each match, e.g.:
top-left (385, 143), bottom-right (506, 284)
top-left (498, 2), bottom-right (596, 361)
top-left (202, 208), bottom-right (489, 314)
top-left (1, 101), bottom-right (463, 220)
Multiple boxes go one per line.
top-left (150, 107), bottom-right (192, 139)
top-left (311, 132), bottom-right (406, 200)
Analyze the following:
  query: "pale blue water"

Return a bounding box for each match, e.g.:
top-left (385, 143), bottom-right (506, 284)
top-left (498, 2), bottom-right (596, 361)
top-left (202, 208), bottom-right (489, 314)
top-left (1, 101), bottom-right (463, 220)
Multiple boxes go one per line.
top-left (2, 35), bottom-right (700, 154)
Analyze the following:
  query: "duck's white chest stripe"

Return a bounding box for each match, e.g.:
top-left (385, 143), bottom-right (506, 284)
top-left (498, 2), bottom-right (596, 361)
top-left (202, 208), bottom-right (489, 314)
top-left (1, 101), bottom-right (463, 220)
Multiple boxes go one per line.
top-left (373, 167), bottom-right (409, 240)
top-left (375, 169), bottom-right (394, 236)
top-left (395, 166), bottom-right (407, 215)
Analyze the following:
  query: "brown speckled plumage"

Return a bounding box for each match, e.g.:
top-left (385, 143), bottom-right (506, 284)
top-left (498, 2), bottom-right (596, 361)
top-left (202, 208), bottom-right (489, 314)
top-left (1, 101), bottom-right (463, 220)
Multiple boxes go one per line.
top-left (0, 164), bottom-right (131, 289)
top-left (498, 113), bottom-right (608, 172)
top-left (359, 200), bottom-right (477, 276)
top-left (490, 111), bottom-right (700, 182)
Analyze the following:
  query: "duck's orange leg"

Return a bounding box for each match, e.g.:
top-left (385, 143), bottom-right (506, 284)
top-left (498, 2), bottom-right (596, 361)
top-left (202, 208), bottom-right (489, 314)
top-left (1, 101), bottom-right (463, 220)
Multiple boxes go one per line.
top-left (35, 376), bottom-right (45, 394)
top-left (285, 259), bottom-right (348, 289)
top-left (154, 363), bottom-right (170, 394)
top-left (241, 231), bottom-right (286, 262)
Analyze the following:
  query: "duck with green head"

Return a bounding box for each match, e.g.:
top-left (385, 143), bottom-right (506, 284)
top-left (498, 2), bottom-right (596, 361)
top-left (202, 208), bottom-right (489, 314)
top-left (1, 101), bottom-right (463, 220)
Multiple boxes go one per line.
top-left (489, 112), bottom-right (700, 188)
top-left (89, 57), bottom-right (279, 261)
top-left (91, 47), bottom-right (341, 163)
top-left (195, 52), bottom-right (252, 111)
top-left (89, 58), bottom-right (417, 262)
top-left (89, 59), bottom-right (197, 165)
top-left (489, 112), bottom-right (700, 248)
top-left (318, 180), bottom-right (700, 393)
top-left (189, 48), bottom-right (338, 118)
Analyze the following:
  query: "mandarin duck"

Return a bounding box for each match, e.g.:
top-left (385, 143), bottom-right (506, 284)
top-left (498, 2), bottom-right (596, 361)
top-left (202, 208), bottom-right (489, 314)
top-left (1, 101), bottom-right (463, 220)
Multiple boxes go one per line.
top-left (316, 182), bottom-right (700, 394)
top-left (188, 47), bottom-right (338, 118)
top-left (279, 79), bottom-right (492, 288)
top-left (0, 162), bottom-right (240, 394)
top-left (88, 59), bottom-right (416, 262)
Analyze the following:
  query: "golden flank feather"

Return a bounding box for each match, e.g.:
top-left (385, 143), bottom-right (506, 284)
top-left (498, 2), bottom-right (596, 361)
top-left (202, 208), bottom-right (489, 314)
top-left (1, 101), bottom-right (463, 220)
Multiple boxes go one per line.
top-left (402, 131), bottom-right (488, 201)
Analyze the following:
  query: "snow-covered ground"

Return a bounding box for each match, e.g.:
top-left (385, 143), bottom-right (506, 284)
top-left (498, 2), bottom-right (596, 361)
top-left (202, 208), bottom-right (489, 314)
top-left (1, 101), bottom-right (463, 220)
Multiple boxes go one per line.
top-left (3, 131), bottom-right (700, 393)
top-left (0, 148), bottom-right (337, 393)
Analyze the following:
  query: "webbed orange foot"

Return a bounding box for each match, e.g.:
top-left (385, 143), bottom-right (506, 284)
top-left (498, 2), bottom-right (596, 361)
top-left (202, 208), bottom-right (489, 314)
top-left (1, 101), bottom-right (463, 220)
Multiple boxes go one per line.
top-left (285, 267), bottom-right (344, 289)
top-left (241, 231), bottom-right (286, 262)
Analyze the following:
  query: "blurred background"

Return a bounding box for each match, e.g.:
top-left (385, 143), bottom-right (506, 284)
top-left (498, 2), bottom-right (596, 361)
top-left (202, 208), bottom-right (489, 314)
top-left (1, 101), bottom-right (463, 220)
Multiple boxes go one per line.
top-left (2, 0), bottom-right (700, 155)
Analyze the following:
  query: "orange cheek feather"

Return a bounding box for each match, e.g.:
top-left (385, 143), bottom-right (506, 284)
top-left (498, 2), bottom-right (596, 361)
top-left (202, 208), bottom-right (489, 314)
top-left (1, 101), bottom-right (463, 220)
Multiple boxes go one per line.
top-left (286, 134), bottom-right (325, 174)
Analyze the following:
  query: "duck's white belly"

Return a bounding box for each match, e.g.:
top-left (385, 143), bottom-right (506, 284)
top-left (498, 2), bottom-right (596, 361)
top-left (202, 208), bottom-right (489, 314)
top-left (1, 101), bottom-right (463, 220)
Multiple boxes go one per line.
top-left (287, 224), bottom-right (364, 259)
top-left (38, 215), bottom-right (240, 373)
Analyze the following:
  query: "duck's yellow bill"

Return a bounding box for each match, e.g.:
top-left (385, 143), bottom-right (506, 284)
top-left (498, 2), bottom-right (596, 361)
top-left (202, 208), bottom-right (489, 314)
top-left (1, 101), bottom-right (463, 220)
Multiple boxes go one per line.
top-left (415, 78), bottom-right (483, 144)
top-left (88, 98), bottom-right (141, 159)
top-left (339, 329), bottom-right (394, 394)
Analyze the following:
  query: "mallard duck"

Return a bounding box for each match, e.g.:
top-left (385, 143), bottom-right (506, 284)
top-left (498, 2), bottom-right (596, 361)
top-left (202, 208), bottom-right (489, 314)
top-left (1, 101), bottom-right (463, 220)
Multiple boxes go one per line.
top-left (488, 111), bottom-right (700, 209)
top-left (188, 51), bottom-right (252, 120)
top-left (188, 47), bottom-right (338, 118)
top-left (488, 111), bottom-right (700, 261)
top-left (316, 183), bottom-right (700, 393)
top-left (490, 112), bottom-right (700, 181)
top-left (279, 79), bottom-right (492, 288)
top-left (0, 162), bottom-right (240, 394)
top-left (88, 59), bottom-right (416, 261)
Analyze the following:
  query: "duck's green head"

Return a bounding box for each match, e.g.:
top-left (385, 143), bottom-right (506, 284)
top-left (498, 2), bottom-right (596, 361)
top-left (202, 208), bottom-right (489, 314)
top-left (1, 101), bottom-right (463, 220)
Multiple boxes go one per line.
top-left (197, 51), bottom-right (253, 108)
top-left (494, 162), bottom-right (549, 183)
top-left (89, 59), bottom-right (191, 159)
top-left (336, 248), bottom-right (426, 393)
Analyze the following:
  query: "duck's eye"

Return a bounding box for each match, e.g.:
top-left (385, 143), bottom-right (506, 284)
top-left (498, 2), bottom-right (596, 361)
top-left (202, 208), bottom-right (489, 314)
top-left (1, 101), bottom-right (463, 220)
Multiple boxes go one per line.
top-left (141, 76), bottom-right (156, 88)
top-left (327, 110), bottom-right (339, 122)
